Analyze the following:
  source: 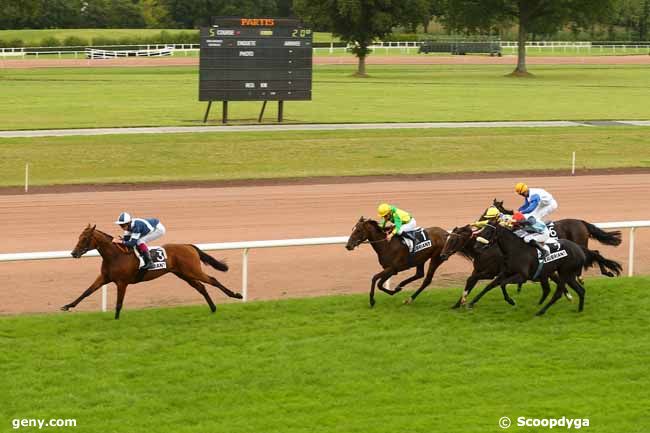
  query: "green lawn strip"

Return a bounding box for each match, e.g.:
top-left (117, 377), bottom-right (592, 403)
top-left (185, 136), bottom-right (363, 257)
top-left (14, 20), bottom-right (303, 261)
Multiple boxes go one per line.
top-left (1, 127), bottom-right (649, 187)
top-left (1, 65), bottom-right (649, 130)
top-left (1, 277), bottom-right (647, 433)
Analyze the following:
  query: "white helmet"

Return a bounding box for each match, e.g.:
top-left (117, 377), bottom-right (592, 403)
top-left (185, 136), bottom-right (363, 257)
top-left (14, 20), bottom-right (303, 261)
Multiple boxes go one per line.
top-left (115, 212), bottom-right (132, 225)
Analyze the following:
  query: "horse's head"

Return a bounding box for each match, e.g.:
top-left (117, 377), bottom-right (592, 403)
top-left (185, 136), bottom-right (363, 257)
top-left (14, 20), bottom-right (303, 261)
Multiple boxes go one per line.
top-left (440, 225), bottom-right (475, 260)
top-left (492, 198), bottom-right (513, 215)
top-left (345, 217), bottom-right (385, 250)
top-left (71, 224), bottom-right (97, 258)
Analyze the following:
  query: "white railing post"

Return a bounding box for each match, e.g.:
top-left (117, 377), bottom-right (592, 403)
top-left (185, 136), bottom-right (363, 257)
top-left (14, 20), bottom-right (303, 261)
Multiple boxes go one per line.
top-left (628, 227), bottom-right (635, 277)
top-left (242, 248), bottom-right (249, 302)
top-left (101, 284), bottom-right (108, 312)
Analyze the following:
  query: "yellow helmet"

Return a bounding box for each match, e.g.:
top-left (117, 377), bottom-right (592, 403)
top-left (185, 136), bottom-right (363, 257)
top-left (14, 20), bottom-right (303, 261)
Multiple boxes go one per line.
top-left (515, 182), bottom-right (528, 194)
top-left (484, 207), bottom-right (500, 219)
top-left (377, 203), bottom-right (392, 217)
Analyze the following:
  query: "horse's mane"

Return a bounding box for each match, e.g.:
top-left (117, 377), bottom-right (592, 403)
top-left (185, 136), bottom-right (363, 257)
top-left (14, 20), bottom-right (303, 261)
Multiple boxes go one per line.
top-left (364, 218), bottom-right (382, 230)
top-left (93, 228), bottom-right (114, 240)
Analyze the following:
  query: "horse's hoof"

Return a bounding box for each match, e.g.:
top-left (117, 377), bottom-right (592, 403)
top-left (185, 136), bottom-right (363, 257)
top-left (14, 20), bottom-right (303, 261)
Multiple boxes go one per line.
top-left (535, 311), bottom-right (545, 316)
top-left (507, 299), bottom-right (516, 306)
top-left (451, 303), bottom-right (461, 309)
top-left (233, 293), bottom-right (243, 299)
top-left (61, 305), bottom-right (71, 311)
top-left (369, 300), bottom-right (376, 308)
top-left (403, 297), bottom-right (413, 305)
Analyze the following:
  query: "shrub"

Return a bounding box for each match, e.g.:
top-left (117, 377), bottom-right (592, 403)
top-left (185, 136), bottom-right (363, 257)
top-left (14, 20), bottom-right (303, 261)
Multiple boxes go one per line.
top-left (63, 36), bottom-right (89, 47)
top-left (40, 36), bottom-right (61, 47)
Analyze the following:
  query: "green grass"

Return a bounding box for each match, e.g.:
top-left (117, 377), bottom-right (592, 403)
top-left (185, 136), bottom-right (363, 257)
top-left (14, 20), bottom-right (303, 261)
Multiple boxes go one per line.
top-left (0, 28), bottom-right (336, 46)
top-left (1, 65), bottom-right (649, 131)
top-left (1, 277), bottom-right (648, 433)
top-left (1, 127), bottom-right (649, 186)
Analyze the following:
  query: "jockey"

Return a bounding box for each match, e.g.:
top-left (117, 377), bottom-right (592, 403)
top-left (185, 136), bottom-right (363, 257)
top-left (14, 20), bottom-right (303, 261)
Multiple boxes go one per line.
top-left (114, 212), bottom-right (166, 270)
top-left (377, 203), bottom-right (418, 241)
top-left (512, 211), bottom-right (553, 257)
top-left (473, 206), bottom-right (513, 245)
top-left (515, 182), bottom-right (558, 222)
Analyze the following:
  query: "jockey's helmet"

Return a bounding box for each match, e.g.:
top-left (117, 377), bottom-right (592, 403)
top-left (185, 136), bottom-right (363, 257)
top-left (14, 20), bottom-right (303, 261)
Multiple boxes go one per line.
top-left (484, 207), bottom-right (500, 219)
top-left (515, 182), bottom-right (528, 194)
top-left (115, 212), bottom-right (132, 225)
top-left (377, 203), bottom-right (392, 218)
top-left (512, 211), bottom-right (526, 223)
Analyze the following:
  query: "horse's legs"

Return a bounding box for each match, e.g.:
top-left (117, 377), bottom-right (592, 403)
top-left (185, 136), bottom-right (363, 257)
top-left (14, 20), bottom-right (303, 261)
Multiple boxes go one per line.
top-left (370, 268), bottom-right (393, 307)
top-left (452, 271), bottom-right (486, 308)
top-left (114, 283), bottom-right (128, 320)
top-left (176, 274), bottom-right (217, 313)
top-left (469, 273), bottom-right (523, 308)
top-left (404, 258), bottom-right (442, 304)
top-left (377, 271), bottom-right (400, 295)
top-left (550, 273), bottom-right (573, 302)
top-left (566, 277), bottom-right (586, 312)
top-left (194, 272), bottom-right (243, 300)
top-left (517, 283), bottom-right (523, 293)
top-left (394, 264), bottom-right (424, 291)
top-left (500, 285), bottom-right (516, 306)
top-left (538, 278), bottom-right (552, 305)
top-left (536, 280), bottom-right (566, 316)
top-left (61, 274), bottom-right (110, 311)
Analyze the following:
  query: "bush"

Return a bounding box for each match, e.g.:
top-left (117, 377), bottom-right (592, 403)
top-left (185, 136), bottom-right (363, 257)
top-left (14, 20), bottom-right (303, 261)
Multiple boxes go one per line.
top-left (39, 36), bottom-right (61, 47)
top-left (63, 36), bottom-right (89, 47)
top-left (91, 36), bottom-right (118, 46)
top-left (8, 38), bottom-right (24, 47)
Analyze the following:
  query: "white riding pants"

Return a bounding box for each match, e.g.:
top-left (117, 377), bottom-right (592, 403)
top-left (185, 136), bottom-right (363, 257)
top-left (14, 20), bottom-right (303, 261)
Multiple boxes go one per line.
top-left (137, 223), bottom-right (166, 245)
top-left (397, 218), bottom-right (417, 234)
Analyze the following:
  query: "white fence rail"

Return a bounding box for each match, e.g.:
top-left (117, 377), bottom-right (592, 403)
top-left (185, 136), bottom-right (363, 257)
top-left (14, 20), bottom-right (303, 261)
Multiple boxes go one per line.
top-left (0, 221), bottom-right (648, 312)
top-left (3, 41), bottom-right (650, 58)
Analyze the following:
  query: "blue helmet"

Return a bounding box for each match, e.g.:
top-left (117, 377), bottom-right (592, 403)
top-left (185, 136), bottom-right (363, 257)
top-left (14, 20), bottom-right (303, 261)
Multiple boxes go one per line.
top-left (115, 212), bottom-right (132, 225)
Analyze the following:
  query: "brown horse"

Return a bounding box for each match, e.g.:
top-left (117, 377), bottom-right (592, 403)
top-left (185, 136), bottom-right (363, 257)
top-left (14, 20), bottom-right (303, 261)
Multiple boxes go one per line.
top-left (62, 225), bottom-right (242, 319)
top-left (345, 217), bottom-right (449, 307)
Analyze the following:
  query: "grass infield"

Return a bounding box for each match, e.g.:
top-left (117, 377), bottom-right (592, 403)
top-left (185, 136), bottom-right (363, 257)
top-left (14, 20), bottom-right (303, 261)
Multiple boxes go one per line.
top-left (1, 65), bottom-right (649, 130)
top-left (1, 127), bottom-right (649, 187)
top-left (1, 277), bottom-right (647, 433)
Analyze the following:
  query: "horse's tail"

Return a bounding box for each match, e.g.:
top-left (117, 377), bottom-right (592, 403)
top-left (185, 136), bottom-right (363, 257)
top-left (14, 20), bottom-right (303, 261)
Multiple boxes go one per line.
top-left (583, 221), bottom-right (622, 246)
top-left (191, 245), bottom-right (228, 272)
top-left (581, 247), bottom-right (622, 277)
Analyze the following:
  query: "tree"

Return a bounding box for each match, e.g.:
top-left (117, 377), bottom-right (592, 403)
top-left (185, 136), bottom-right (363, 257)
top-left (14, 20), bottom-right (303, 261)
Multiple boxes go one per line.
top-left (440, 0), bottom-right (615, 75)
top-left (294, 0), bottom-right (411, 76)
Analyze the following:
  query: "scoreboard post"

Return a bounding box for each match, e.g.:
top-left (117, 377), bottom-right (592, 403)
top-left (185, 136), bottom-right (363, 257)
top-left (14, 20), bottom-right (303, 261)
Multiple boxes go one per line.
top-left (199, 17), bottom-right (313, 123)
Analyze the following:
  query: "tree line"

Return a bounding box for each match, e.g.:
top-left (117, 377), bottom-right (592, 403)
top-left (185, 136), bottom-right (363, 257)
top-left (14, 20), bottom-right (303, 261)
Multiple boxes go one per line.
top-left (1, 0), bottom-right (648, 75)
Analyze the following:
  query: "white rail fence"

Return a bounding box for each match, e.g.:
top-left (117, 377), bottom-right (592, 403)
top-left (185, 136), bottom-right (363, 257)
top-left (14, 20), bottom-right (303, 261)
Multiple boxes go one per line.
top-left (2, 41), bottom-right (650, 58)
top-left (0, 221), bottom-right (647, 312)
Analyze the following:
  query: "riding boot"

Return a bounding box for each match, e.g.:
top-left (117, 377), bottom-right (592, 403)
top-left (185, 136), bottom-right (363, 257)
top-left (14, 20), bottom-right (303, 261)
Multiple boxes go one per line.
top-left (141, 250), bottom-right (154, 270)
top-left (529, 240), bottom-right (548, 258)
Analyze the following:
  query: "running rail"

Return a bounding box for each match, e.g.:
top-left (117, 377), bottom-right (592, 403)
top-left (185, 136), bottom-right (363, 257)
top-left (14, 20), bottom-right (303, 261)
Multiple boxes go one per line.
top-left (1, 222), bottom-right (648, 312)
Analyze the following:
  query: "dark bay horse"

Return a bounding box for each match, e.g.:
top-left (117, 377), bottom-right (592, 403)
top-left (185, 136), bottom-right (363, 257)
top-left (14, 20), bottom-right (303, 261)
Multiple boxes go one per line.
top-left (469, 223), bottom-right (621, 315)
top-left (346, 217), bottom-right (448, 306)
top-left (442, 224), bottom-right (565, 308)
top-left (63, 225), bottom-right (242, 319)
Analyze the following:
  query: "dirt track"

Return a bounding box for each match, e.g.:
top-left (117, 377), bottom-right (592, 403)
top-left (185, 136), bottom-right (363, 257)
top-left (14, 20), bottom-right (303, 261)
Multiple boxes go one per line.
top-left (1, 173), bottom-right (648, 315)
top-left (2, 54), bottom-right (650, 69)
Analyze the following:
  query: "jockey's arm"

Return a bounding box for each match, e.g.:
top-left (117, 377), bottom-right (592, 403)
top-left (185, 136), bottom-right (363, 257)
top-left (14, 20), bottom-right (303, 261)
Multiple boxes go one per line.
top-left (122, 232), bottom-right (140, 248)
top-left (518, 194), bottom-right (540, 214)
top-left (392, 213), bottom-right (403, 235)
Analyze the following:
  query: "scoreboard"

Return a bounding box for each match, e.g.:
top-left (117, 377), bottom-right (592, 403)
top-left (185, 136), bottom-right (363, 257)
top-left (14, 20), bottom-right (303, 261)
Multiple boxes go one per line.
top-left (199, 17), bottom-right (313, 102)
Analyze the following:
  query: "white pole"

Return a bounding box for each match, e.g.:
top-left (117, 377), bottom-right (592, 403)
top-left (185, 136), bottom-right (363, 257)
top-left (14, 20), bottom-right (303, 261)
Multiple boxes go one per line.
top-left (101, 284), bottom-right (107, 312)
top-left (628, 228), bottom-right (635, 277)
top-left (242, 248), bottom-right (249, 302)
top-left (571, 151), bottom-right (576, 175)
top-left (329, 42), bottom-right (333, 54)
top-left (24, 163), bottom-right (29, 192)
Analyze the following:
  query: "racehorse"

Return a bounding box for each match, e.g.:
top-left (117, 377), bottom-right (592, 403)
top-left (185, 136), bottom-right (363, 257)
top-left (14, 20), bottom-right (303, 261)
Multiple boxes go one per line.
top-left (441, 224), bottom-right (555, 308)
top-left (467, 222), bottom-right (621, 315)
top-left (346, 217), bottom-right (448, 306)
top-left (63, 225), bottom-right (242, 319)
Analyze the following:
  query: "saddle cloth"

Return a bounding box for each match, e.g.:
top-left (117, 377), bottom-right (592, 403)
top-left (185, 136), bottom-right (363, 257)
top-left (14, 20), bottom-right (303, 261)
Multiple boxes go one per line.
top-left (134, 246), bottom-right (168, 270)
top-left (400, 228), bottom-right (432, 254)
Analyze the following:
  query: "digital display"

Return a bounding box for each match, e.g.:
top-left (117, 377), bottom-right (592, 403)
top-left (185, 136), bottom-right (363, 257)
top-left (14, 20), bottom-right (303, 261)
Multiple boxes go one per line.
top-left (199, 17), bottom-right (313, 101)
